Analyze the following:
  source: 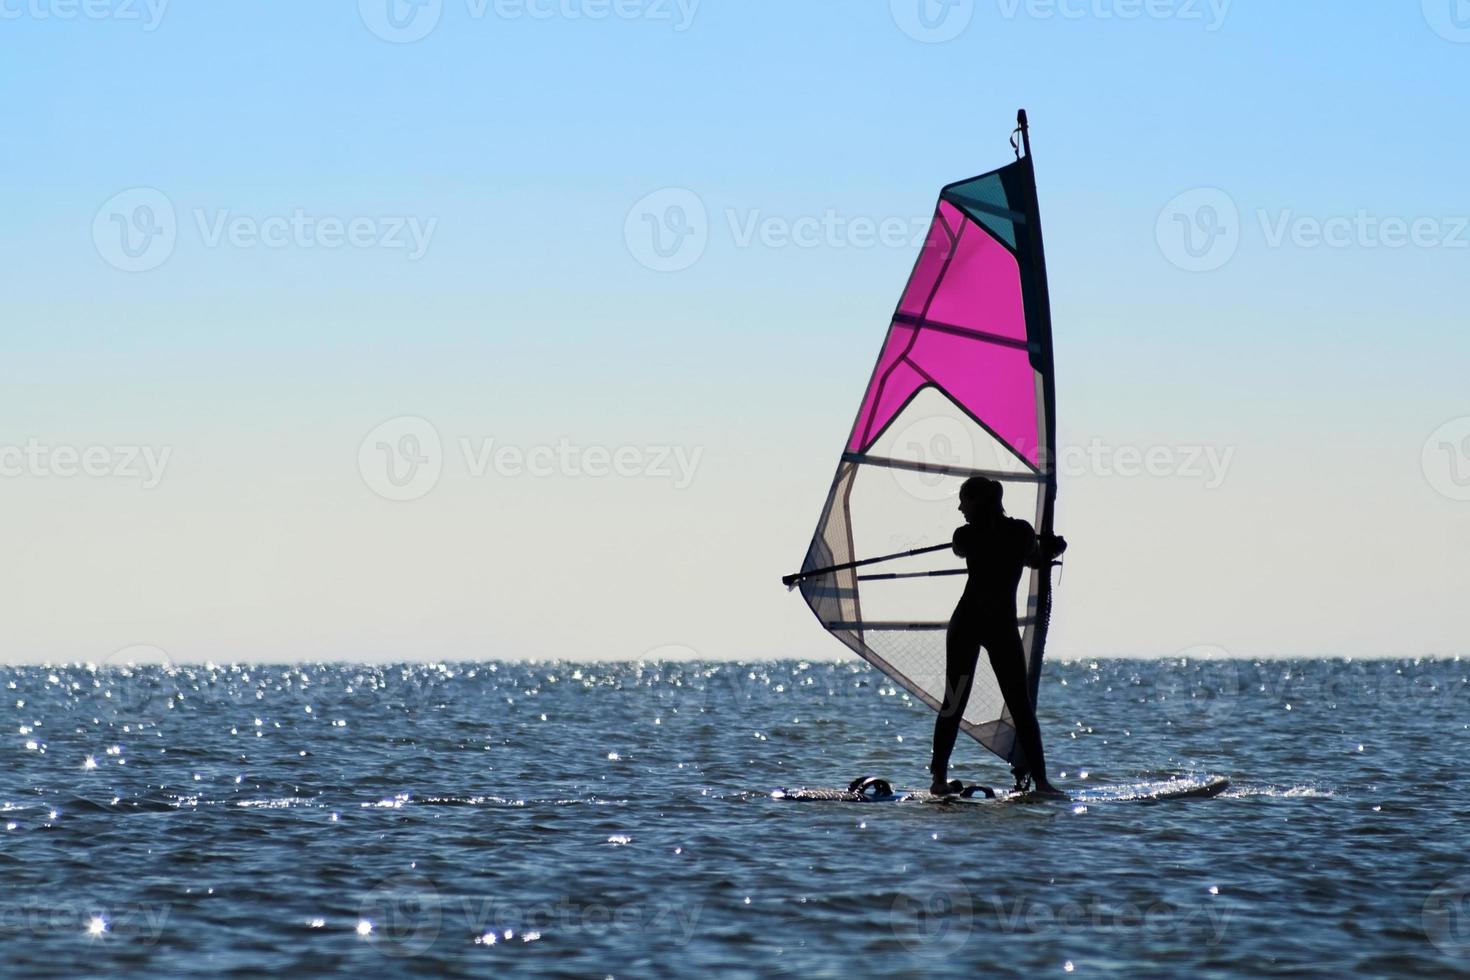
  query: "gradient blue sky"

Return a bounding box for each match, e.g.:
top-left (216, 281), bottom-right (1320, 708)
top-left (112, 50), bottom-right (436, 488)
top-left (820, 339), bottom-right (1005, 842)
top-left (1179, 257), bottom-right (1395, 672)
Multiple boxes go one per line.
top-left (2, 1), bottom-right (1467, 663)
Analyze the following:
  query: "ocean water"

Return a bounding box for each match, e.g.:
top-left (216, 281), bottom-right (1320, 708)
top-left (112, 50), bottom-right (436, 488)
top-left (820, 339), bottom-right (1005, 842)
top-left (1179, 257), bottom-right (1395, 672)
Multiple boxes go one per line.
top-left (1, 658), bottom-right (1468, 978)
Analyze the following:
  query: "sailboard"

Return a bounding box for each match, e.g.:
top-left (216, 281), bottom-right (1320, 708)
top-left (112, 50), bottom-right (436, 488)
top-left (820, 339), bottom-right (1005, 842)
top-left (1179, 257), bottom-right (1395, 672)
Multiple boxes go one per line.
top-left (783, 110), bottom-right (1060, 771)
top-left (772, 776), bottom-right (1233, 805)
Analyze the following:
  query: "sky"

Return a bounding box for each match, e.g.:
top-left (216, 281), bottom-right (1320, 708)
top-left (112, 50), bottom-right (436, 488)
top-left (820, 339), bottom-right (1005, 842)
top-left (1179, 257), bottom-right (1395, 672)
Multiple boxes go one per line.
top-left (1, 0), bottom-right (1467, 664)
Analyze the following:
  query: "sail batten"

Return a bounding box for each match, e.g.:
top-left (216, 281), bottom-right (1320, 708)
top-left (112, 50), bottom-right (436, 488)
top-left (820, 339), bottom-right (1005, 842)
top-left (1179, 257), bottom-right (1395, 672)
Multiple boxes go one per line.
top-left (790, 112), bottom-right (1059, 767)
top-left (839, 453), bottom-right (1044, 482)
top-left (889, 313), bottom-right (1033, 351)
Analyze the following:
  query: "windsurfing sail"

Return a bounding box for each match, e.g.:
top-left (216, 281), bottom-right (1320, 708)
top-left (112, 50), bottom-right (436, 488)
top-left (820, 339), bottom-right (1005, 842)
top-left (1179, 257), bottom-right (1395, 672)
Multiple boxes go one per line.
top-left (786, 110), bottom-right (1059, 767)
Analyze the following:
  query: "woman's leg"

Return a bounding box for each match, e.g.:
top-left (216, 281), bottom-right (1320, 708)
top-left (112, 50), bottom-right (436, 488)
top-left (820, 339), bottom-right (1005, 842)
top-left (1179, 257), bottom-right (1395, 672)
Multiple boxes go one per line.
top-left (931, 622), bottom-right (981, 787)
top-left (984, 626), bottom-right (1053, 790)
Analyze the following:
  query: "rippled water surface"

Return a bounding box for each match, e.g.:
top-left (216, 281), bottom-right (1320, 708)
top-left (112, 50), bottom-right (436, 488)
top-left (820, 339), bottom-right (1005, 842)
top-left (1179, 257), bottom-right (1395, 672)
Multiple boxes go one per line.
top-left (2, 658), bottom-right (1468, 977)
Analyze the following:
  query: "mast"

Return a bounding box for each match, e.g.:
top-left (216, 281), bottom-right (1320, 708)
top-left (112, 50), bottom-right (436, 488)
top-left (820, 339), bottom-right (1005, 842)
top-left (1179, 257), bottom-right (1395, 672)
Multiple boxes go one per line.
top-left (1015, 107), bottom-right (1059, 713)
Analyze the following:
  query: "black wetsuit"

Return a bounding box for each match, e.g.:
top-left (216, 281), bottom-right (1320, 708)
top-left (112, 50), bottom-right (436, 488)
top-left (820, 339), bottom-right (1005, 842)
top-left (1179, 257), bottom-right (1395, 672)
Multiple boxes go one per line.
top-left (930, 516), bottom-right (1050, 785)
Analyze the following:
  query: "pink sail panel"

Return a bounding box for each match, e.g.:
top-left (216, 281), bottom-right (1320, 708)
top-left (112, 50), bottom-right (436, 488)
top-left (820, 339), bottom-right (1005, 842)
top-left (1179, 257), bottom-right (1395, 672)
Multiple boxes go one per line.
top-left (847, 203), bottom-right (1038, 466)
top-left (924, 203), bottom-right (1027, 341)
top-left (896, 205), bottom-right (958, 317)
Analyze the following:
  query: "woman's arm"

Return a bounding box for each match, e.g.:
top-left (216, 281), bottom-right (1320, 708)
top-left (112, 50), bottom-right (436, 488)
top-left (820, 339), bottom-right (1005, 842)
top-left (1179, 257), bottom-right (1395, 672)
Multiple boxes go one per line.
top-left (1027, 531), bottom-right (1067, 567)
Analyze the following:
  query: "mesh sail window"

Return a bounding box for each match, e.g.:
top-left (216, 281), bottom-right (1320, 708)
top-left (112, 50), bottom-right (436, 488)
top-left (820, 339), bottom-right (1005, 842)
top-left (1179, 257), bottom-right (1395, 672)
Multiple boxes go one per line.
top-left (793, 143), bottom-right (1059, 766)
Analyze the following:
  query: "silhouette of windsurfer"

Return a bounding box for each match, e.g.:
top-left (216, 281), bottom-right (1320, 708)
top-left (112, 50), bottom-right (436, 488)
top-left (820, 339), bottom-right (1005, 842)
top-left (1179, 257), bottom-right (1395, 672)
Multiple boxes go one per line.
top-left (930, 476), bottom-right (1066, 797)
